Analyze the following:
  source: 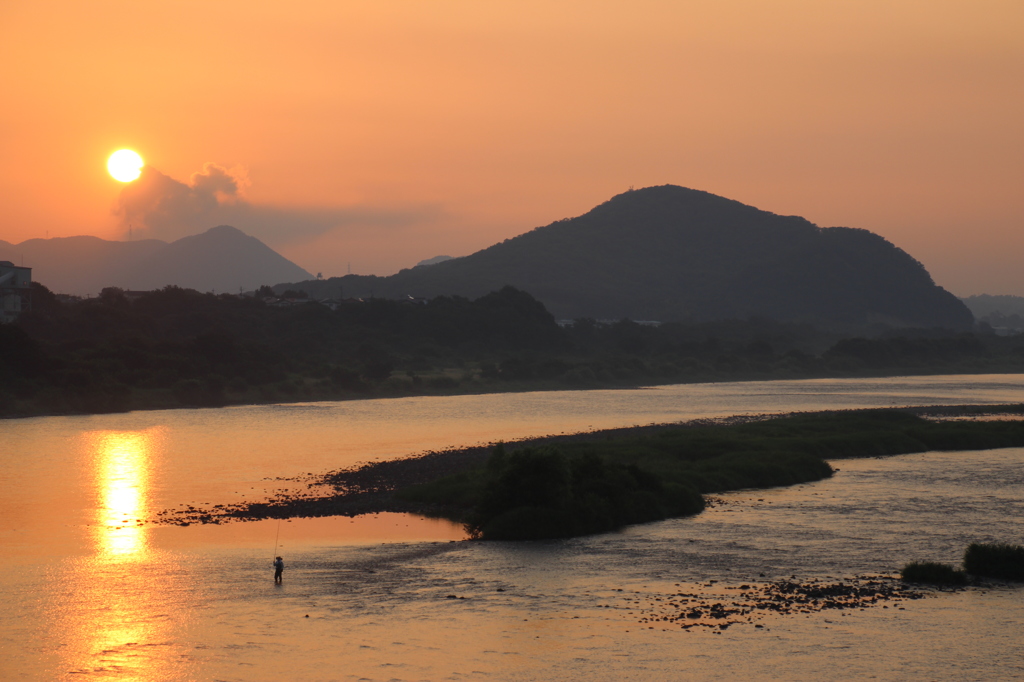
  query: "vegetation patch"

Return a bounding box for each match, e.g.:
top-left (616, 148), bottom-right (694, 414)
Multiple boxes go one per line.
top-left (472, 446), bottom-right (704, 540)
top-left (963, 543), bottom-right (1024, 581)
top-left (900, 561), bottom-right (968, 586)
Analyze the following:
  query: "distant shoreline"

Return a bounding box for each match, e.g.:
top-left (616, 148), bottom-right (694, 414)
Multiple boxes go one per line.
top-left (7, 367), bottom-right (1024, 422)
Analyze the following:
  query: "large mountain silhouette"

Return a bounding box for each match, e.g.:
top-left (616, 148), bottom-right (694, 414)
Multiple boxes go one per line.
top-left (0, 225), bottom-right (312, 295)
top-left (283, 186), bottom-right (972, 330)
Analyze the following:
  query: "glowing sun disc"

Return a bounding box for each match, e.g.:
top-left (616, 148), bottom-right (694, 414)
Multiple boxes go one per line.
top-left (107, 149), bottom-right (144, 182)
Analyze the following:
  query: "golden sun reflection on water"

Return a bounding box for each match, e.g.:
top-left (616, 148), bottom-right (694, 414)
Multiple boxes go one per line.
top-left (52, 428), bottom-right (194, 680)
top-left (91, 430), bottom-right (156, 561)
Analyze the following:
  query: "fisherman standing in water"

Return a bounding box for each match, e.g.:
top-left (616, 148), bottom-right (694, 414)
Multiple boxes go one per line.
top-left (273, 556), bottom-right (284, 583)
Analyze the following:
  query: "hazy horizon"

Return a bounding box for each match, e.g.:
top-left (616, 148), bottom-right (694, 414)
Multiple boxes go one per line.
top-left (2, 1), bottom-right (1022, 297)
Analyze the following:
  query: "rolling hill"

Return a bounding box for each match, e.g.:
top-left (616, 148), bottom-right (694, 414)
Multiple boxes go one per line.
top-left (1, 225), bottom-right (312, 295)
top-left (276, 186), bottom-right (973, 331)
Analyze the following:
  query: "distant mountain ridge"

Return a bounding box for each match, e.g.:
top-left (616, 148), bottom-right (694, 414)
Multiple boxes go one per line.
top-left (0, 225), bottom-right (312, 295)
top-left (961, 294), bottom-right (1024, 319)
top-left (415, 255), bottom-right (454, 267)
top-left (278, 185), bottom-right (972, 331)
top-left (961, 294), bottom-right (1024, 333)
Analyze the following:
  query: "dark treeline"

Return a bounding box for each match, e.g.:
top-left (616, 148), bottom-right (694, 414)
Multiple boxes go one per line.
top-left (3, 281), bottom-right (1024, 418)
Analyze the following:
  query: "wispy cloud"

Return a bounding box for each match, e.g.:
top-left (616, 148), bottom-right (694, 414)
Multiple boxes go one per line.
top-left (115, 163), bottom-right (442, 246)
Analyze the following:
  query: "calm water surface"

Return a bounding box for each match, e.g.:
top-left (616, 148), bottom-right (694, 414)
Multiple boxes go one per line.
top-left (3, 375), bottom-right (1024, 680)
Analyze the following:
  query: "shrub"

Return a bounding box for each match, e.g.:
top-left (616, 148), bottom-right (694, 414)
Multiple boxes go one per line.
top-left (963, 543), bottom-right (1024, 581)
top-left (468, 447), bottom-right (698, 540)
top-left (901, 561), bottom-right (968, 586)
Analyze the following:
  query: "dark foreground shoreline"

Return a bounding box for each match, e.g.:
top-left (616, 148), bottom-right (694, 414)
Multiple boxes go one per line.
top-left (154, 403), bottom-right (1024, 529)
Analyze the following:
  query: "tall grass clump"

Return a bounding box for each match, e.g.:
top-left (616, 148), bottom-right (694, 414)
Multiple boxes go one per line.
top-left (900, 561), bottom-right (968, 586)
top-left (963, 543), bottom-right (1024, 581)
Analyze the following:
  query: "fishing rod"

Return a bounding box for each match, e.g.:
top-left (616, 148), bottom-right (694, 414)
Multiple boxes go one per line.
top-left (272, 517), bottom-right (282, 558)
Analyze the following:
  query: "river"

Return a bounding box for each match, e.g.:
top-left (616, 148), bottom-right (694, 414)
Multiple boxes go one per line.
top-left (2, 375), bottom-right (1023, 680)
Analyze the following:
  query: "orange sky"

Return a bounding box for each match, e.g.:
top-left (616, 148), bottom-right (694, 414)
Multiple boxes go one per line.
top-left (1, 0), bottom-right (1022, 295)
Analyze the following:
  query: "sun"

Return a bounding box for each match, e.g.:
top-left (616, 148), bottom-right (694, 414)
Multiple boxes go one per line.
top-left (107, 149), bottom-right (144, 182)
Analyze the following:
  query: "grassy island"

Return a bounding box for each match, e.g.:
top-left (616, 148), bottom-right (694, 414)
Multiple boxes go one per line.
top-left (395, 409), bottom-right (1024, 540)
top-left (158, 407), bottom-right (1024, 539)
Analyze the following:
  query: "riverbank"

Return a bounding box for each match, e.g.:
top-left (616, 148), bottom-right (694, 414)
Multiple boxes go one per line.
top-left (8, 365), bottom-right (1024, 422)
top-left (154, 404), bottom-right (1024, 533)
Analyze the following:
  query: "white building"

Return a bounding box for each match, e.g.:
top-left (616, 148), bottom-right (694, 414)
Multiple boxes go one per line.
top-left (0, 261), bottom-right (32, 323)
